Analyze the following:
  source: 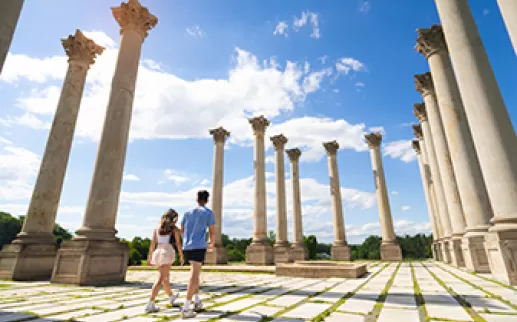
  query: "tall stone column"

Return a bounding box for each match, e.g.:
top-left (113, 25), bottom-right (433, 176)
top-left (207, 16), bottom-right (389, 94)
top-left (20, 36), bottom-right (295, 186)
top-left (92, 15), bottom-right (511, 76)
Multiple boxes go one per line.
top-left (412, 123), bottom-right (452, 263)
top-left (51, 0), bottom-right (157, 285)
top-left (0, 0), bottom-right (24, 74)
top-left (416, 25), bottom-right (493, 273)
top-left (0, 31), bottom-right (103, 281)
top-left (271, 134), bottom-right (291, 263)
top-left (435, 0), bottom-right (517, 285)
top-left (323, 141), bottom-right (351, 260)
top-left (497, 0), bottom-right (517, 55)
top-left (415, 75), bottom-right (466, 268)
top-left (245, 116), bottom-right (274, 265)
top-left (286, 148), bottom-right (308, 261)
top-left (205, 127), bottom-right (230, 265)
top-left (365, 132), bottom-right (402, 261)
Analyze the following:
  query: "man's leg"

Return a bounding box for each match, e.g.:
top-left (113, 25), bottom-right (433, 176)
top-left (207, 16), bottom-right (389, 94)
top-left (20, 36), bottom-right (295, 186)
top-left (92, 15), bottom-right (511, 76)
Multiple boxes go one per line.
top-left (183, 261), bottom-right (201, 315)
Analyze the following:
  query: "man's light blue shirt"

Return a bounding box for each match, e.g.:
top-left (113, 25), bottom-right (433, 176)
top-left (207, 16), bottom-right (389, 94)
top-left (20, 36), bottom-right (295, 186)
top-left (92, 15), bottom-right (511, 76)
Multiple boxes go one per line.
top-left (181, 206), bottom-right (216, 250)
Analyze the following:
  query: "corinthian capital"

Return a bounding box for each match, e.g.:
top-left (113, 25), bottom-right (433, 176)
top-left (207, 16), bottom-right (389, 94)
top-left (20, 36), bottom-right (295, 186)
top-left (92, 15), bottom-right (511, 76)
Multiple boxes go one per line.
top-left (414, 72), bottom-right (435, 97)
top-left (61, 30), bottom-right (104, 67)
top-left (415, 25), bottom-right (447, 58)
top-left (412, 124), bottom-right (423, 140)
top-left (249, 115), bottom-right (270, 135)
top-left (270, 134), bottom-right (288, 150)
top-left (412, 140), bottom-right (421, 154)
top-left (323, 140), bottom-right (339, 155)
top-left (209, 126), bottom-right (230, 143)
top-left (413, 103), bottom-right (427, 123)
top-left (286, 148), bottom-right (301, 162)
top-left (364, 132), bottom-right (382, 149)
top-left (112, 0), bottom-right (158, 40)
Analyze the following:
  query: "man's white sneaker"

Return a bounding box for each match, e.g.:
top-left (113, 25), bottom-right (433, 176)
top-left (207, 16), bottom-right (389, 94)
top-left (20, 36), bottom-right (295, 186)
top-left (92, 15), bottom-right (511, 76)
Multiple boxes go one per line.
top-left (181, 309), bottom-right (196, 319)
top-left (169, 293), bottom-right (179, 306)
top-left (194, 301), bottom-right (204, 312)
top-left (144, 301), bottom-right (159, 313)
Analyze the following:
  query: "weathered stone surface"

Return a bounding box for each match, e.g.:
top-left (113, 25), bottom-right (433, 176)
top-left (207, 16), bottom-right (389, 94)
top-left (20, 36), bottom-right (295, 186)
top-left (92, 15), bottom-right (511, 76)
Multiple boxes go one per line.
top-left (276, 261), bottom-right (367, 278)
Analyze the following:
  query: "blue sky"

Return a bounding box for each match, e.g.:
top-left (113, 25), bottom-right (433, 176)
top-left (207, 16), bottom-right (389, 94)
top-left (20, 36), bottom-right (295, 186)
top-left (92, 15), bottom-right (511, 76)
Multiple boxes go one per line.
top-left (1, 0), bottom-right (515, 244)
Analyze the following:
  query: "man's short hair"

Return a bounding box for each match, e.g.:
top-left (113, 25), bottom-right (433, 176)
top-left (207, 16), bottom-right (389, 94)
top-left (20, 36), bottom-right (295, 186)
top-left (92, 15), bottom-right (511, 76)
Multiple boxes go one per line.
top-left (197, 190), bottom-right (209, 203)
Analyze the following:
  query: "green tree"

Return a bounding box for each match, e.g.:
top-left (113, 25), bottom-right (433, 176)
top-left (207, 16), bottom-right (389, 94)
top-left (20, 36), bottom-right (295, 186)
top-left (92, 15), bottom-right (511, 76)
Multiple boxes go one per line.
top-left (267, 230), bottom-right (276, 246)
top-left (304, 235), bottom-right (318, 260)
top-left (0, 212), bottom-right (22, 249)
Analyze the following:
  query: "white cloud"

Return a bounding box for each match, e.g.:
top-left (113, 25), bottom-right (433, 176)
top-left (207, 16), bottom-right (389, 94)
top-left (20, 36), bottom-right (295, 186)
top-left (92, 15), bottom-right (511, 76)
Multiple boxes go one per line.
top-left (344, 219), bottom-right (431, 242)
top-left (0, 144), bottom-right (40, 202)
top-left (199, 179), bottom-right (211, 186)
top-left (391, 191), bottom-right (399, 196)
top-left (368, 126), bottom-right (385, 135)
top-left (383, 140), bottom-right (416, 163)
top-left (186, 25), bottom-right (205, 38)
top-left (0, 136), bottom-right (13, 145)
top-left (123, 173), bottom-right (141, 181)
top-left (302, 68), bottom-right (332, 93)
top-left (336, 58), bottom-right (366, 75)
top-left (82, 31), bottom-right (116, 49)
top-left (164, 169), bottom-right (191, 185)
top-left (293, 11), bottom-right (320, 39)
top-left (401, 205), bottom-right (411, 211)
top-left (359, 1), bottom-right (372, 13)
top-left (355, 82), bottom-right (365, 87)
top-left (318, 55), bottom-right (328, 64)
top-left (273, 21), bottom-right (289, 37)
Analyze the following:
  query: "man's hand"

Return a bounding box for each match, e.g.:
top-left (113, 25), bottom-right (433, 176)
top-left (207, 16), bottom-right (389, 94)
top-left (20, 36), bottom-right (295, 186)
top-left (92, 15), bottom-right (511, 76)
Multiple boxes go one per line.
top-left (207, 242), bottom-right (215, 252)
top-left (180, 254), bottom-right (185, 266)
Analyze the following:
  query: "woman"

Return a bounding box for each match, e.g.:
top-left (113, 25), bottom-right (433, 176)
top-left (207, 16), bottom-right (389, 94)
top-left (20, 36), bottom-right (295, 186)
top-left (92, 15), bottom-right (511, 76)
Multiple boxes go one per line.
top-left (144, 209), bottom-right (184, 313)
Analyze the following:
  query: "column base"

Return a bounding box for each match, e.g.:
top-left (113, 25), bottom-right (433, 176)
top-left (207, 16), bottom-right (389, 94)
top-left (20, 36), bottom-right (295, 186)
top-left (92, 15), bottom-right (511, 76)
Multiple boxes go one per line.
top-left (440, 239), bottom-right (452, 263)
top-left (0, 241), bottom-right (57, 281)
top-left (450, 236), bottom-right (466, 267)
top-left (484, 230), bottom-right (517, 285)
top-left (291, 243), bottom-right (308, 261)
top-left (245, 241), bottom-right (274, 265)
top-left (51, 239), bottom-right (128, 286)
top-left (462, 233), bottom-right (491, 273)
top-left (380, 242), bottom-right (402, 261)
top-left (331, 243), bottom-right (351, 261)
top-left (435, 242), bottom-right (442, 261)
top-left (205, 245), bottom-right (228, 265)
top-left (273, 243), bottom-right (292, 263)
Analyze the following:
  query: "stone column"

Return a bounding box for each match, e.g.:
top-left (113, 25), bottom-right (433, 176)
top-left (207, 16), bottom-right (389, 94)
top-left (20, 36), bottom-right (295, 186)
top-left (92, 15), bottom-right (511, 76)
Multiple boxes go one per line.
top-left (415, 75), bottom-right (466, 268)
top-left (286, 148), bottom-right (308, 261)
top-left (51, 0), bottom-right (157, 285)
top-left (323, 141), bottom-right (351, 260)
top-left (0, 0), bottom-right (24, 74)
top-left (245, 115), bottom-right (274, 265)
top-left (365, 132), bottom-right (402, 261)
top-left (416, 25), bottom-right (493, 273)
top-left (497, 0), bottom-right (517, 55)
top-left (271, 134), bottom-right (292, 263)
top-left (435, 0), bottom-right (517, 285)
top-left (412, 123), bottom-right (452, 263)
top-left (205, 127), bottom-right (230, 265)
top-left (0, 31), bottom-right (103, 281)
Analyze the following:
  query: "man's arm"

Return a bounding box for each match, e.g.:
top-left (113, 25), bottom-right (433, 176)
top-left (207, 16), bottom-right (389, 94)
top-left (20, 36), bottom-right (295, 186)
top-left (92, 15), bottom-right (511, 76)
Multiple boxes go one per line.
top-left (208, 224), bottom-right (215, 250)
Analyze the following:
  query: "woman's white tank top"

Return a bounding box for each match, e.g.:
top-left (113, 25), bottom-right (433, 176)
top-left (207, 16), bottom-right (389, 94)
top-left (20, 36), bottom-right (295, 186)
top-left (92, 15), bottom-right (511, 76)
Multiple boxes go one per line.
top-left (155, 229), bottom-right (171, 244)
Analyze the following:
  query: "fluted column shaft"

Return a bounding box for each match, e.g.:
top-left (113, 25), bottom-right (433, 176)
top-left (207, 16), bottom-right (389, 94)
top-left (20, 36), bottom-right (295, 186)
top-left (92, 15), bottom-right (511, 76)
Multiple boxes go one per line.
top-left (324, 142), bottom-right (346, 244)
top-left (18, 31), bottom-right (104, 242)
top-left (497, 0), bottom-right (517, 55)
top-left (287, 149), bottom-right (304, 246)
top-left (271, 135), bottom-right (288, 246)
top-left (210, 127), bottom-right (229, 247)
top-left (0, 0), bottom-right (23, 74)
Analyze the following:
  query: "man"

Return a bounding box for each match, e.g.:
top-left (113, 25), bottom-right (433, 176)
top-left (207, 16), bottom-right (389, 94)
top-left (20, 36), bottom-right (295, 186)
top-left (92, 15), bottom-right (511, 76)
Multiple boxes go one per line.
top-left (180, 190), bottom-right (216, 319)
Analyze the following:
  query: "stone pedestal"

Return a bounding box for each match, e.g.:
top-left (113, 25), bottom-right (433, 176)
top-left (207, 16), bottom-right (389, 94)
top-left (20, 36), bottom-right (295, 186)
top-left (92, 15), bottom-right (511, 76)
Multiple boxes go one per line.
top-left (381, 242), bottom-right (402, 261)
top-left (0, 243), bottom-right (56, 281)
top-left (274, 242), bottom-right (292, 264)
top-left (0, 0), bottom-right (24, 74)
top-left (462, 233), bottom-right (490, 273)
top-left (204, 246), bottom-right (228, 265)
top-left (331, 243), bottom-right (352, 261)
top-left (291, 243), bottom-right (308, 261)
top-left (51, 240), bottom-right (128, 285)
top-left (485, 230), bottom-right (517, 285)
top-left (246, 242), bottom-right (274, 265)
top-left (450, 237), bottom-right (465, 267)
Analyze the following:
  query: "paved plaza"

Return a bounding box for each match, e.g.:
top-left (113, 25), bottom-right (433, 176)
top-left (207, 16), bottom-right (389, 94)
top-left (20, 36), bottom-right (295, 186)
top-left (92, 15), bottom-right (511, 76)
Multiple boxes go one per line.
top-left (1, 261), bottom-right (517, 322)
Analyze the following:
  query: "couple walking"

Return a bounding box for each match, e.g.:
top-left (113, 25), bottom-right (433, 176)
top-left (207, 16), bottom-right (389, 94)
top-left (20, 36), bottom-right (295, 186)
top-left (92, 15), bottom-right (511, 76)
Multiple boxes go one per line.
top-left (145, 190), bottom-right (215, 319)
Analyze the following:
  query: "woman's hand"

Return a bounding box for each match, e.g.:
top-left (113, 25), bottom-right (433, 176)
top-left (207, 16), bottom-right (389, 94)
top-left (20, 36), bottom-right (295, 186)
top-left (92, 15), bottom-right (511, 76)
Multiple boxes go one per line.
top-left (147, 257), bottom-right (152, 266)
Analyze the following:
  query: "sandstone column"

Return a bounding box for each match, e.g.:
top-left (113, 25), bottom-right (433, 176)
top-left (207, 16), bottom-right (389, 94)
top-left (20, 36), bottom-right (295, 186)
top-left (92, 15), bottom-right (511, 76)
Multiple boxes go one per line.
top-left (205, 127), bottom-right (230, 265)
top-left (497, 0), bottom-right (517, 55)
top-left (0, 31), bottom-right (103, 281)
top-left (365, 132), bottom-right (402, 261)
top-left (412, 123), bottom-right (452, 263)
top-left (286, 148), bottom-right (308, 260)
top-left (271, 134), bottom-right (291, 263)
top-left (51, 0), bottom-right (157, 285)
top-left (245, 116), bottom-right (274, 265)
top-left (435, 0), bottom-right (517, 285)
top-left (323, 141), bottom-right (351, 260)
top-left (0, 0), bottom-right (24, 74)
top-left (415, 75), bottom-right (466, 267)
top-left (416, 25), bottom-right (493, 272)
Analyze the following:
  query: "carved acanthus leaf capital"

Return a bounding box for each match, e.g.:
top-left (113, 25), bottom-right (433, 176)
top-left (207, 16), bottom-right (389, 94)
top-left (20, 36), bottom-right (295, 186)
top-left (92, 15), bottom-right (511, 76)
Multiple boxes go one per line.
top-left (413, 103), bottom-right (427, 122)
top-left (412, 124), bottom-right (423, 140)
top-left (249, 115), bottom-right (270, 135)
top-left (286, 148), bottom-right (302, 162)
top-left (364, 132), bottom-right (382, 149)
top-left (415, 72), bottom-right (435, 97)
top-left (323, 140), bottom-right (339, 155)
top-left (209, 126), bottom-right (230, 143)
top-left (112, 0), bottom-right (158, 40)
top-left (415, 25), bottom-right (447, 58)
top-left (61, 30), bottom-right (104, 66)
top-left (270, 134), bottom-right (288, 150)
top-left (412, 140), bottom-right (421, 154)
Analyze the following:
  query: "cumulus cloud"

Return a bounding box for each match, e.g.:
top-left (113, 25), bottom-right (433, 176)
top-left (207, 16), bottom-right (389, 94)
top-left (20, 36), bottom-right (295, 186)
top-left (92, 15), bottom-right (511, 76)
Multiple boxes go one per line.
top-left (293, 11), bottom-right (320, 39)
top-left (0, 142), bottom-right (40, 202)
top-left (273, 21), bottom-right (289, 37)
top-left (123, 173), bottom-right (141, 181)
top-left (383, 140), bottom-right (416, 163)
top-left (336, 58), bottom-right (367, 75)
top-left (164, 169), bottom-right (191, 185)
top-left (186, 25), bottom-right (205, 38)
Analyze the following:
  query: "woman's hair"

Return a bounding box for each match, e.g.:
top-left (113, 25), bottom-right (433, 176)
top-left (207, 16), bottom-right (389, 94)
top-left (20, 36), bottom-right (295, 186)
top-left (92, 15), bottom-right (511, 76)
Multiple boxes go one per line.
top-left (158, 208), bottom-right (178, 235)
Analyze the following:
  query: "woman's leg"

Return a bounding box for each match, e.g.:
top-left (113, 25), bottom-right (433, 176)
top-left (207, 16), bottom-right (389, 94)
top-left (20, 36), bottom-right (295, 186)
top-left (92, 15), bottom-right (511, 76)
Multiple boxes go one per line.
top-left (150, 269), bottom-right (164, 301)
top-left (160, 264), bottom-right (173, 297)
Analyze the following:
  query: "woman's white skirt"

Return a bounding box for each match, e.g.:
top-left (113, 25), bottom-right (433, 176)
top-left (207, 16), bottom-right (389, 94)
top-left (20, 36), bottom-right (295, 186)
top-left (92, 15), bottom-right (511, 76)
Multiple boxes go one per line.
top-left (151, 244), bottom-right (176, 266)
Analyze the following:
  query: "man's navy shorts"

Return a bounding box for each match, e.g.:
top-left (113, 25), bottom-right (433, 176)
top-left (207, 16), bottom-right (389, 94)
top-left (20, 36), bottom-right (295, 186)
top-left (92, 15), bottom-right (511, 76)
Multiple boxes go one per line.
top-left (184, 248), bottom-right (207, 264)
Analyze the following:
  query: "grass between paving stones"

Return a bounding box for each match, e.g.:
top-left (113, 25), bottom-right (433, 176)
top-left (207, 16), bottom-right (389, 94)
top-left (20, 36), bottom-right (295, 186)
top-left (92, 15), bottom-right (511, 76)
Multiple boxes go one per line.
top-left (422, 262), bottom-right (486, 322)
top-left (443, 261), bottom-right (517, 293)
top-left (410, 263), bottom-right (430, 322)
top-left (368, 262), bottom-right (401, 321)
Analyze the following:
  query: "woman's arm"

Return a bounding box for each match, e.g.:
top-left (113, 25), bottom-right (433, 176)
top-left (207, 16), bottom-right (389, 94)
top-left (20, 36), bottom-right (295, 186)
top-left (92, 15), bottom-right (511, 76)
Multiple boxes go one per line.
top-left (174, 228), bottom-right (184, 265)
top-left (147, 230), bottom-right (157, 265)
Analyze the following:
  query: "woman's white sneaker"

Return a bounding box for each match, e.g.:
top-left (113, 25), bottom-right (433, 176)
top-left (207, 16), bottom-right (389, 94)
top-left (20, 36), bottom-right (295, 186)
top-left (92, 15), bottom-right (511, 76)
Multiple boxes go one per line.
top-left (181, 308), bottom-right (196, 319)
top-left (144, 301), bottom-right (159, 313)
top-left (169, 293), bottom-right (179, 306)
